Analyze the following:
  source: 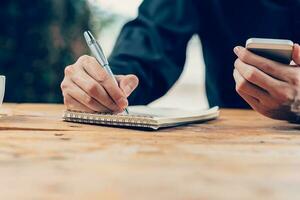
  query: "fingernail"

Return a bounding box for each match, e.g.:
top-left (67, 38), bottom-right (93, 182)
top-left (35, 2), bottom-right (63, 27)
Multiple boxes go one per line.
top-left (234, 47), bottom-right (241, 55)
top-left (117, 97), bottom-right (128, 108)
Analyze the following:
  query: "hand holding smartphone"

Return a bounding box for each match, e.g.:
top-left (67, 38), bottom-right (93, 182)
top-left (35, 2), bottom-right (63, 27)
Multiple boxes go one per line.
top-left (246, 38), bottom-right (294, 64)
top-left (235, 38), bottom-right (300, 120)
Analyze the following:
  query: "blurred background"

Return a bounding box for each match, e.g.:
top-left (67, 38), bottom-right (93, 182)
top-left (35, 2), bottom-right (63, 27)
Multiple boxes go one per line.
top-left (0, 0), bottom-right (208, 109)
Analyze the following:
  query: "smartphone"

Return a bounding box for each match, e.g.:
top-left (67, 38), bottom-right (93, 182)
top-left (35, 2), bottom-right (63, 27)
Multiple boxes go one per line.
top-left (246, 38), bottom-right (294, 64)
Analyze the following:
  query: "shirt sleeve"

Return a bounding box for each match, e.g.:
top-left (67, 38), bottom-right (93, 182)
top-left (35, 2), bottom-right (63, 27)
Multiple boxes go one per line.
top-left (109, 0), bottom-right (200, 105)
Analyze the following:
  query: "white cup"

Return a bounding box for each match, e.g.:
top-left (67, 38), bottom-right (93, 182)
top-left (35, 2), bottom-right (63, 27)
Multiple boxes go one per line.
top-left (0, 76), bottom-right (5, 105)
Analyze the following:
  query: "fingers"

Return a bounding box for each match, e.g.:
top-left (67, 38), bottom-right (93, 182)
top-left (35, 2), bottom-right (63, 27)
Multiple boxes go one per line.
top-left (234, 58), bottom-right (297, 111)
top-left (233, 68), bottom-right (269, 114)
top-left (233, 45), bottom-right (300, 121)
top-left (234, 46), bottom-right (290, 81)
top-left (61, 55), bottom-right (140, 113)
top-left (70, 68), bottom-right (121, 112)
top-left (61, 78), bottom-right (110, 112)
top-left (234, 58), bottom-right (283, 95)
top-left (238, 89), bottom-right (295, 120)
top-left (234, 58), bottom-right (295, 104)
top-left (80, 56), bottom-right (128, 109)
top-left (116, 75), bottom-right (139, 97)
top-left (238, 90), bottom-right (260, 110)
top-left (293, 43), bottom-right (300, 65)
top-left (63, 94), bottom-right (94, 113)
top-left (233, 69), bottom-right (279, 109)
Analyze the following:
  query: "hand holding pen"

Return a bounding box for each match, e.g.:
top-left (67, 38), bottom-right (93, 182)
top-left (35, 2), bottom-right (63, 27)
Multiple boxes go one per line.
top-left (60, 31), bottom-right (139, 113)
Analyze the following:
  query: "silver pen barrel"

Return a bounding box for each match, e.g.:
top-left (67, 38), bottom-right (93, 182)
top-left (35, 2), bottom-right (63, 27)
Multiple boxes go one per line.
top-left (84, 31), bottom-right (129, 114)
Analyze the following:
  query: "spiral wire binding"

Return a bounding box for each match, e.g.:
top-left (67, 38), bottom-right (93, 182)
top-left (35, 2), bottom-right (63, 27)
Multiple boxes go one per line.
top-left (63, 110), bottom-right (157, 129)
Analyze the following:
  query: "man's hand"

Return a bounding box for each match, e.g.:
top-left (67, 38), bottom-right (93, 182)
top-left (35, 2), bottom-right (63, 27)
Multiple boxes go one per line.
top-left (233, 43), bottom-right (300, 121)
top-left (61, 55), bottom-right (139, 113)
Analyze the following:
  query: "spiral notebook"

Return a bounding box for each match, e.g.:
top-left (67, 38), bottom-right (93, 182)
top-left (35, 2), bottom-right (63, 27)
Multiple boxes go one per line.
top-left (63, 106), bottom-right (219, 130)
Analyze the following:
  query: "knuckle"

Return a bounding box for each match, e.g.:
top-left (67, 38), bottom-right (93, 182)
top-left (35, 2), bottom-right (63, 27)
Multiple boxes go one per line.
top-left (233, 69), bottom-right (238, 79)
top-left (235, 79), bottom-right (247, 93)
top-left (235, 82), bottom-right (240, 93)
top-left (60, 81), bottom-right (66, 90)
top-left (291, 78), bottom-right (300, 87)
top-left (84, 95), bottom-right (94, 106)
top-left (86, 83), bottom-right (98, 94)
top-left (235, 85), bottom-right (241, 93)
top-left (99, 70), bottom-right (109, 82)
top-left (89, 56), bottom-right (98, 65)
top-left (285, 91), bottom-right (296, 103)
top-left (244, 69), bottom-right (257, 81)
top-left (260, 61), bottom-right (271, 71)
top-left (276, 88), bottom-right (294, 104)
top-left (60, 79), bottom-right (70, 91)
top-left (234, 59), bottom-right (239, 68)
top-left (78, 55), bottom-right (91, 64)
top-left (260, 61), bottom-right (277, 74)
top-left (64, 65), bottom-right (73, 75)
top-left (290, 72), bottom-right (300, 86)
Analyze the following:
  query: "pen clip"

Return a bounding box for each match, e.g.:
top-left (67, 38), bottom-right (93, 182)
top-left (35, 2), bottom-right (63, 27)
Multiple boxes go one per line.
top-left (84, 30), bottom-right (109, 66)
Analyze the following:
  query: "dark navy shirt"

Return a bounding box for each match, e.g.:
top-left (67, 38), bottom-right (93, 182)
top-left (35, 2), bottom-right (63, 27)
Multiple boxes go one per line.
top-left (109, 0), bottom-right (300, 108)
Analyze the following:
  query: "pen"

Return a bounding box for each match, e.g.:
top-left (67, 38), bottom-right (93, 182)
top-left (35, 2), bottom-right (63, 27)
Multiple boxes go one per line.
top-left (84, 30), bottom-right (129, 114)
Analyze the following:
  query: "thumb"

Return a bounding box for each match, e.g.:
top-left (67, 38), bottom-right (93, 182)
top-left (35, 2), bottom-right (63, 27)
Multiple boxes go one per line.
top-left (116, 75), bottom-right (139, 97)
top-left (292, 43), bottom-right (300, 65)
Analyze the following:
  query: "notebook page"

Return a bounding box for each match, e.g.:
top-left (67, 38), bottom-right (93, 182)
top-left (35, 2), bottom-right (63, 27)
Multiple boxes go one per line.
top-left (128, 106), bottom-right (218, 119)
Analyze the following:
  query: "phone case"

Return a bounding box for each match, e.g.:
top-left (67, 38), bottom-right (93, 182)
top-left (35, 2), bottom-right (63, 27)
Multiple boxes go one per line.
top-left (246, 38), bottom-right (294, 64)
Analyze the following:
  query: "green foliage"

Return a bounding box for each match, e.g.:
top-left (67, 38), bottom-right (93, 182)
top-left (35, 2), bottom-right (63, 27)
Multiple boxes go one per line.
top-left (0, 0), bottom-right (114, 103)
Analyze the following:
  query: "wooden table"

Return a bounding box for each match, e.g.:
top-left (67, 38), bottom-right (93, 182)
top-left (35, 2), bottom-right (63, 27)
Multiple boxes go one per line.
top-left (0, 104), bottom-right (300, 200)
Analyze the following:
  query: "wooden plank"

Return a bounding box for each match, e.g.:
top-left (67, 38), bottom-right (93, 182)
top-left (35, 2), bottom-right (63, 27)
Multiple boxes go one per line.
top-left (0, 104), bottom-right (300, 200)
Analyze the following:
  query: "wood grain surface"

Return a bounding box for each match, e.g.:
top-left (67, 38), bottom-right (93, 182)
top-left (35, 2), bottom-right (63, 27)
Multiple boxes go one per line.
top-left (0, 104), bottom-right (299, 200)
